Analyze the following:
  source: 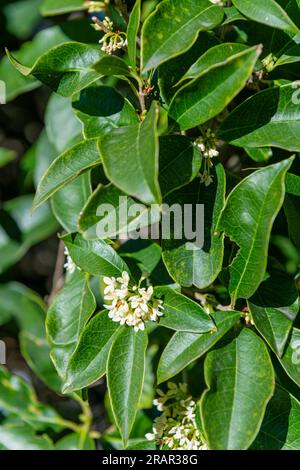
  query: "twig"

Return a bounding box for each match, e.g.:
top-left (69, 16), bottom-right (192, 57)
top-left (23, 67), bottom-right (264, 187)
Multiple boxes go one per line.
top-left (138, 85), bottom-right (146, 113)
top-left (48, 240), bottom-right (65, 304)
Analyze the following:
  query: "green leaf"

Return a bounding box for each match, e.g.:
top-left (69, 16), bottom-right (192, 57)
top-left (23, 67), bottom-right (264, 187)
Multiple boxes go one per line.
top-left (141, 0), bottom-right (224, 71)
top-left (4, 0), bottom-right (42, 39)
top-left (72, 86), bottom-right (138, 139)
top-left (45, 93), bottom-right (82, 153)
top-left (33, 131), bottom-right (56, 186)
top-left (248, 269), bottom-right (299, 357)
top-left (6, 42), bottom-right (104, 97)
top-left (179, 42), bottom-right (248, 83)
top-left (33, 139), bottom-right (101, 209)
top-left (40, 0), bottom-right (86, 16)
top-left (158, 32), bottom-right (219, 104)
top-left (127, 0), bottom-right (141, 70)
top-left (0, 26), bottom-right (69, 101)
top-left (217, 158), bottom-right (293, 305)
top-left (63, 311), bottom-right (121, 393)
top-left (55, 433), bottom-right (95, 450)
top-left (107, 327), bottom-right (148, 446)
top-left (279, 327), bottom-right (300, 387)
top-left (169, 45), bottom-right (261, 130)
top-left (20, 332), bottom-right (63, 393)
top-left (0, 148), bottom-right (16, 168)
top-left (51, 173), bottom-right (92, 233)
top-left (0, 195), bottom-right (58, 274)
top-left (78, 184), bottom-right (160, 240)
top-left (61, 232), bottom-right (129, 278)
top-left (0, 368), bottom-right (61, 430)
top-left (158, 31), bottom-right (219, 104)
top-left (232, 0), bottom-right (300, 35)
top-left (99, 102), bottom-right (161, 205)
top-left (162, 164), bottom-right (225, 289)
top-left (0, 284), bottom-right (62, 392)
top-left (275, 42), bottom-right (300, 67)
top-left (284, 193), bottom-right (300, 252)
top-left (219, 84), bottom-right (300, 151)
top-left (223, 5), bottom-right (247, 24)
top-left (245, 147), bottom-right (273, 162)
top-left (47, 271), bottom-right (96, 379)
top-left (93, 55), bottom-right (133, 77)
top-left (159, 135), bottom-right (202, 197)
top-left (286, 172), bottom-right (300, 196)
top-left (127, 440), bottom-right (156, 450)
top-left (154, 286), bottom-right (215, 333)
top-left (251, 384), bottom-right (300, 450)
top-left (0, 425), bottom-right (54, 450)
top-left (157, 311), bottom-right (240, 384)
top-left (200, 328), bottom-right (275, 450)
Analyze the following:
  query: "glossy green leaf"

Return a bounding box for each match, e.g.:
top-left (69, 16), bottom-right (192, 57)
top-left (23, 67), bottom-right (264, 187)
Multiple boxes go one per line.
top-left (286, 172), bottom-right (300, 196)
top-left (7, 42), bottom-right (104, 97)
top-left (248, 269), bottom-right (299, 356)
top-left (245, 147), bottom-right (273, 162)
top-left (45, 93), bottom-right (82, 153)
top-left (78, 184), bottom-right (160, 240)
top-left (251, 385), bottom-right (300, 450)
top-left (0, 26), bottom-right (69, 101)
top-left (157, 311), bottom-right (240, 383)
top-left (141, 0), bottom-right (224, 71)
top-left (162, 164), bottom-right (225, 289)
top-left (99, 102), bottom-right (161, 205)
top-left (232, 0), bottom-right (300, 35)
top-left (61, 232), bottom-right (129, 278)
top-left (63, 311), bottom-right (121, 393)
top-left (201, 328), bottom-right (275, 450)
top-left (159, 135), bottom-right (202, 197)
top-left (72, 86), bottom-right (138, 139)
top-left (223, 5), bottom-right (247, 24)
top-left (169, 45), bottom-right (261, 130)
top-left (93, 55), bottom-right (133, 77)
top-left (217, 158), bottom-right (293, 305)
top-left (107, 327), bottom-right (148, 445)
top-left (179, 42), bottom-right (248, 83)
top-left (40, 0), bottom-right (86, 16)
top-left (158, 32), bottom-right (219, 104)
top-left (219, 84), bottom-right (300, 151)
top-left (51, 173), bottom-right (92, 233)
top-left (33, 139), bottom-right (100, 209)
top-left (127, 0), bottom-right (141, 69)
top-left (154, 286), bottom-right (215, 333)
top-left (47, 271), bottom-right (96, 379)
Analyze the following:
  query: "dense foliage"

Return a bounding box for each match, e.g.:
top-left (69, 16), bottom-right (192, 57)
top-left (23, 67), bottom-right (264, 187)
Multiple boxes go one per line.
top-left (1, 0), bottom-right (300, 451)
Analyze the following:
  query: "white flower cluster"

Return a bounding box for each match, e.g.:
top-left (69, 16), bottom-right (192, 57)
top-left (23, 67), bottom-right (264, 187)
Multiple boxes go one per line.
top-left (64, 247), bottom-right (77, 274)
top-left (103, 272), bottom-right (164, 332)
top-left (98, 16), bottom-right (127, 55)
top-left (194, 129), bottom-right (219, 159)
top-left (146, 382), bottom-right (208, 450)
top-left (194, 129), bottom-right (219, 187)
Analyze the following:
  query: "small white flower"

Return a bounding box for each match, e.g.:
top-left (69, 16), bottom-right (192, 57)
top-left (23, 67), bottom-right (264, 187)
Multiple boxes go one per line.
top-left (64, 247), bottom-right (77, 274)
